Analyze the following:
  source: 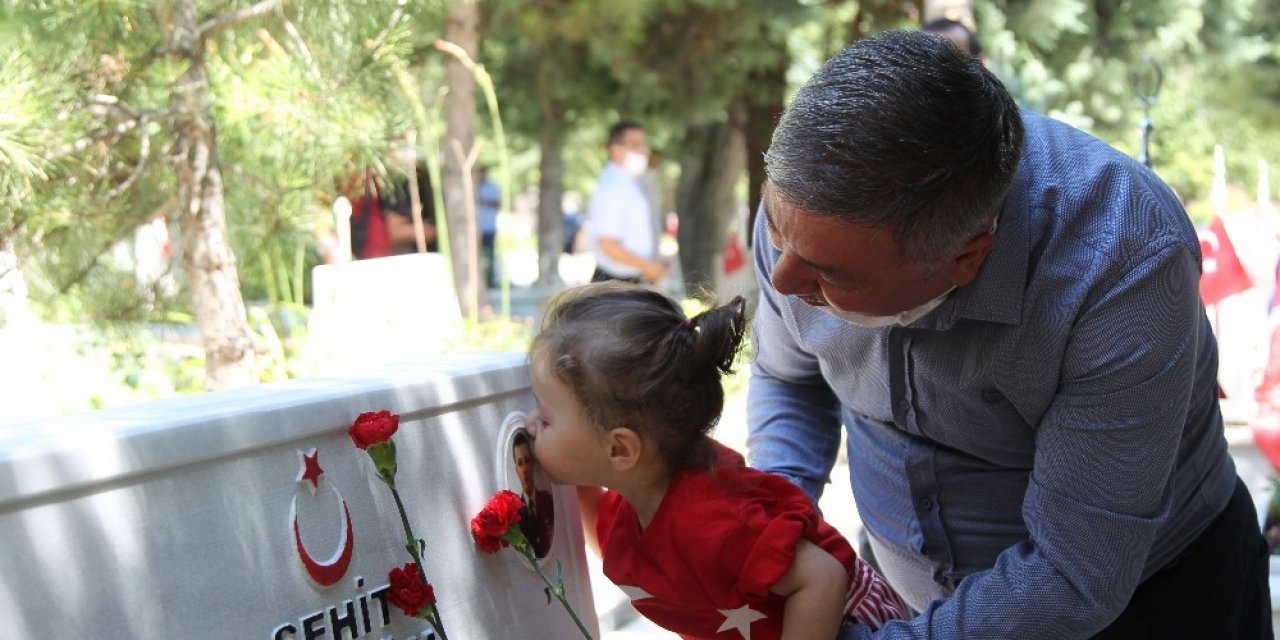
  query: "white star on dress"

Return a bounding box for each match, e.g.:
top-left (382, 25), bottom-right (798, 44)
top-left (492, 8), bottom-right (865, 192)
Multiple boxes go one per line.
top-left (716, 604), bottom-right (768, 640)
top-left (619, 584), bottom-right (655, 602)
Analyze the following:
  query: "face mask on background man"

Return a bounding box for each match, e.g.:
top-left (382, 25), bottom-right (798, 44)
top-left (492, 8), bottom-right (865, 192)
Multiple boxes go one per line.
top-left (623, 152), bottom-right (649, 176)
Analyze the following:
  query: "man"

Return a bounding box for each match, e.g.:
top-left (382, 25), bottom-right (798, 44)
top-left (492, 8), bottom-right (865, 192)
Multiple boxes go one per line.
top-left (475, 164), bottom-right (501, 288)
top-left (748, 30), bottom-right (1270, 638)
top-left (513, 430), bottom-right (554, 558)
top-left (341, 168), bottom-right (436, 260)
top-left (588, 121), bottom-right (668, 284)
top-left (384, 163), bottom-right (438, 255)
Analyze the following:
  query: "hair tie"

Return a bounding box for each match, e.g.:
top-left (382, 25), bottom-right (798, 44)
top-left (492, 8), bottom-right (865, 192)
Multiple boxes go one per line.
top-left (683, 318), bottom-right (693, 330)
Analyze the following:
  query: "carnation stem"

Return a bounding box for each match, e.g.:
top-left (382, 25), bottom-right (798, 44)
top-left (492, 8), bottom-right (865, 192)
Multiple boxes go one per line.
top-left (391, 486), bottom-right (451, 640)
top-left (390, 486), bottom-right (417, 562)
top-left (521, 547), bottom-right (594, 639)
top-left (427, 606), bottom-right (449, 640)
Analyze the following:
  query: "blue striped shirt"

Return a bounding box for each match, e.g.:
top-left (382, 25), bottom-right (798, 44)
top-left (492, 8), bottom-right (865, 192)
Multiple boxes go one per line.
top-left (747, 112), bottom-right (1236, 638)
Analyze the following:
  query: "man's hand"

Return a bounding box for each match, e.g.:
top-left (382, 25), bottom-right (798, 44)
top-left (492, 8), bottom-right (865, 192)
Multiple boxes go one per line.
top-left (598, 237), bottom-right (668, 283)
top-left (640, 259), bottom-right (669, 284)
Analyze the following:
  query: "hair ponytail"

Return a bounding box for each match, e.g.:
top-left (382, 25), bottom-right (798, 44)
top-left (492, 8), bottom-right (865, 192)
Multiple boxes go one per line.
top-left (689, 296), bottom-right (747, 376)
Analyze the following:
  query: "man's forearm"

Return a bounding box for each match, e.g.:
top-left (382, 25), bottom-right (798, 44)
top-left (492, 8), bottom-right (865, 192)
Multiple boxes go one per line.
top-left (597, 237), bottom-right (650, 269)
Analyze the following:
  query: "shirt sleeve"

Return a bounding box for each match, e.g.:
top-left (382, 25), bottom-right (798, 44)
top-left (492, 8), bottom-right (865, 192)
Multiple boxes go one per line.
top-left (873, 240), bottom-right (1206, 638)
top-left (746, 204), bottom-right (845, 501)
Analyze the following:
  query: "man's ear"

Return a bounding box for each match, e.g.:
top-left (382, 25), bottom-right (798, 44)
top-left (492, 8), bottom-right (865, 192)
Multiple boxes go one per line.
top-left (946, 231), bottom-right (996, 288)
top-left (605, 427), bottom-right (644, 472)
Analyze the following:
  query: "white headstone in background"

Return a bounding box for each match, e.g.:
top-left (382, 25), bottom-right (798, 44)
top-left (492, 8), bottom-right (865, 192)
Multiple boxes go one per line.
top-left (307, 254), bottom-right (464, 375)
top-left (0, 353), bottom-right (598, 640)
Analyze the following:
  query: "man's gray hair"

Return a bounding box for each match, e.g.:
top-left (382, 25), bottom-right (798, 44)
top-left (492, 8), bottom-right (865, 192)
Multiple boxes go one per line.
top-left (764, 30), bottom-right (1022, 266)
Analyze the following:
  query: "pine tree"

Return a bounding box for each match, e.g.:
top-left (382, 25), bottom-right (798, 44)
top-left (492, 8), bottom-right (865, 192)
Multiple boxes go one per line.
top-left (2, 0), bottom-right (429, 389)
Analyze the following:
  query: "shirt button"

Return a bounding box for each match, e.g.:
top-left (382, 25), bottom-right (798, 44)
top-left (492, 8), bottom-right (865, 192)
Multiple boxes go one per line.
top-left (981, 388), bottom-right (1004, 403)
top-left (896, 399), bottom-right (911, 412)
top-left (919, 497), bottom-right (934, 510)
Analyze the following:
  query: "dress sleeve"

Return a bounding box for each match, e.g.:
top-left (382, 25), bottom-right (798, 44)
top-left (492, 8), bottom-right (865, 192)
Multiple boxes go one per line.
top-left (724, 471), bottom-right (824, 601)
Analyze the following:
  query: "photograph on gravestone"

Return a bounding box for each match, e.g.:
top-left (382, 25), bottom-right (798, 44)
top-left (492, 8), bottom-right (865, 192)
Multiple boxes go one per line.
top-left (470, 411), bottom-right (596, 639)
top-left (502, 413), bottom-right (557, 562)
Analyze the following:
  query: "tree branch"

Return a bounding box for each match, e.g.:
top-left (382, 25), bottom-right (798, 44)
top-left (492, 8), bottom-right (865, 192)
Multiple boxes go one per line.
top-left (280, 16), bottom-right (325, 87)
top-left (49, 106), bottom-right (178, 161)
top-left (367, 0), bottom-right (410, 58)
top-left (56, 237), bottom-right (120, 295)
top-left (199, 0), bottom-right (286, 40)
top-left (329, 0), bottom-right (409, 92)
top-left (51, 118), bottom-right (138, 161)
top-left (106, 114), bottom-right (154, 199)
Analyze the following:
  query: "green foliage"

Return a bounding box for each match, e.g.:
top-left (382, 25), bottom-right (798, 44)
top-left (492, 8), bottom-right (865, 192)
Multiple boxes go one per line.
top-left (483, 0), bottom-right (812, 182)
top-left (0, 51), bottom-right (49, 212)
top-left (249, 302), bottom-right (313, 382)
top-left (447, 315), bottom-right (536, 354)
top-left (977, 0), bottom-right (1280, 209)
top-left (69, 324), bottom-right (206, 411)
top-left (5, 0), bottom-right (1280, 418)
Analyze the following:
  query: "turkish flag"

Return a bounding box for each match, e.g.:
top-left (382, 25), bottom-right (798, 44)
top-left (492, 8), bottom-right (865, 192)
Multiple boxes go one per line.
top-left (1198, 215), bottom-right (1253, 306)
top-left (722, 232), bottom-right (746, 275)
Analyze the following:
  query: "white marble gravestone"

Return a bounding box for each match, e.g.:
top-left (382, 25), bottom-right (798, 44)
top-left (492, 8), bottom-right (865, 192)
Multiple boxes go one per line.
top-left (0, 353), bottom-right (598, 640)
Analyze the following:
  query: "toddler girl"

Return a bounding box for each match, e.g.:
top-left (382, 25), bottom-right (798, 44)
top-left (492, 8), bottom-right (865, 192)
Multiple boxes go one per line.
top-left (524, 281), bottom-right (908, 639)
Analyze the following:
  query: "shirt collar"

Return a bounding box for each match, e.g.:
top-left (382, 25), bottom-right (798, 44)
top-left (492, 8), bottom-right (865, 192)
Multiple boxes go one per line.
top-left (955, 165), bottom-right (1030, 326)
top-left (914, 163), bottom-right (1030, 330)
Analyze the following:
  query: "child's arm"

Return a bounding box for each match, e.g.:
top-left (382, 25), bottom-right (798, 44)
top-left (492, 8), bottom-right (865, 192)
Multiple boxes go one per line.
top-left (770, 539), bottom-right (848, 640)
top-left (576, 485), bottom-right (604, 555)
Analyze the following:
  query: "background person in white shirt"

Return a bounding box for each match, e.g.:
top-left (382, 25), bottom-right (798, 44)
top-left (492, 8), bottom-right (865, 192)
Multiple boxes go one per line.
top-left (474, 164), bottom-right (501, 288)
top-left (588, 121), bottom-right (669, 284)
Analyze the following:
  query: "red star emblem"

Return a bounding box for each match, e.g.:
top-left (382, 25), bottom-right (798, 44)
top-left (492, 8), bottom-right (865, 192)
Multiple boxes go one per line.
top-left (297, 448), bottom-right (323, 494)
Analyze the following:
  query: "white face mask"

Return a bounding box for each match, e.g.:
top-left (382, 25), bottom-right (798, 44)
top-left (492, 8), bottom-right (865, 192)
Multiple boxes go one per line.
top-left (818, 216), bottom-right (996, 328)
top-left (821, 286), bottom-right (956, 328)
top-left (623, 151), bottom-right (649, 176)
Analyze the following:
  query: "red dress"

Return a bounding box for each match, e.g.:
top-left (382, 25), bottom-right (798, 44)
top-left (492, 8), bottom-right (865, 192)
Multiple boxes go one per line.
top-left (597, 442), bottom-right (908, 639)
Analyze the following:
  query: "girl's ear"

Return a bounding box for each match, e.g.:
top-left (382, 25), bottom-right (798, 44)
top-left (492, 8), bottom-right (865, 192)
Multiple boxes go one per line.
top-left (605, 427), bottom-right (644, 472)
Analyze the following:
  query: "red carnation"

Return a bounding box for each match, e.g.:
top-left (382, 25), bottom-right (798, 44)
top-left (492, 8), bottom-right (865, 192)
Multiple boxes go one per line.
top-left (349, 410), bottom-right (399, 450)
top-left (471, 490), bottom-right (525, 553)
top-left (387, 562), bottom-right (436, 618)
top-left (468, 490), bottom-right (594, 638)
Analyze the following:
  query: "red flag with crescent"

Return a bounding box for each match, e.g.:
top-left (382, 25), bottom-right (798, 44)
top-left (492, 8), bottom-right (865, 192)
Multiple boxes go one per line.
top-left (1198, 215), bottom-right (1252, 306)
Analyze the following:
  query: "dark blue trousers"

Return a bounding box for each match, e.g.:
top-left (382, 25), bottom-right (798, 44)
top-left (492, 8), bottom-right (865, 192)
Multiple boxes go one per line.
top-left (1092, 477), bottom-right (1273, 639)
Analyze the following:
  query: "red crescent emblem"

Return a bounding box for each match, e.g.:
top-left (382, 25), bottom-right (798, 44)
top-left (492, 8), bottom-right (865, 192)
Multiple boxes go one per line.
top-left (291, 493), bottom-right (355, 587)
